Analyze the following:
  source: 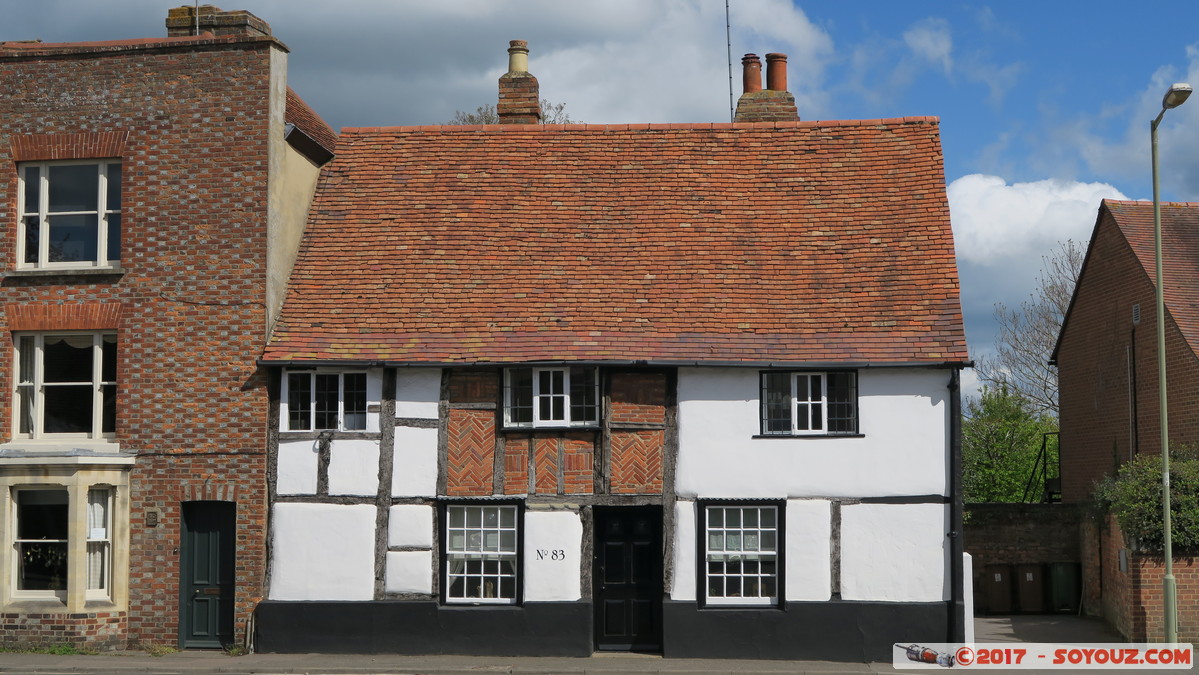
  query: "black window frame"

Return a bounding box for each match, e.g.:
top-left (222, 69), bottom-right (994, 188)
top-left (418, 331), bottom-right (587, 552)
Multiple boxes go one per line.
top-left (759, 370), bottom-right (859, 436)
top-left (696, 499), bottom-right (786, 609)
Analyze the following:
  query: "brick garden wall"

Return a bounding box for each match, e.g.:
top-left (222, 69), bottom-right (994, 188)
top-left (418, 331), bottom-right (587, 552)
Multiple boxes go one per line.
top-left (964, 503), bottom-right (1081, 613)
top-left (0, 37), bottom-right (280, 648)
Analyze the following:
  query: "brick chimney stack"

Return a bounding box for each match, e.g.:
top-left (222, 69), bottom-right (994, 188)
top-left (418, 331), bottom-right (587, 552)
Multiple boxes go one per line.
top-left (734, 52), bottom-right (799, 123)
top-left (497, 40), bottom-right (542, 124)
top-left (166, 5), bottom-right (272, 37)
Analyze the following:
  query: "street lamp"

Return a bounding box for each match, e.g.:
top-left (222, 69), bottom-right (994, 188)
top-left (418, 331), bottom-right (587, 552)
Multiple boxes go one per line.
top-left (1151, 80), bottom-right (1190, 645)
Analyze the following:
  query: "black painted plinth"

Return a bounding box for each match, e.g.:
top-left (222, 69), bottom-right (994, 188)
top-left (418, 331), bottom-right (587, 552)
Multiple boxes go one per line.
top-left (662, 599), bottom-right (951, 662)
top-left (254, 600), bottom-right (592, 656)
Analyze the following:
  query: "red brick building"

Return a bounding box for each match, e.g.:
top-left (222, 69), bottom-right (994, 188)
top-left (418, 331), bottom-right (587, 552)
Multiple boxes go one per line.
top-left (0, 6), bottom-right (333, 649)
top-left (1052, 199), bottom-right (1199, 640)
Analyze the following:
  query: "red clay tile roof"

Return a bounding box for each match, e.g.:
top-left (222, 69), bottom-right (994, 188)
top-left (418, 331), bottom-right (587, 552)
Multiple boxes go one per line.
top-left (263, 118), bottom-right (968, 366)
top-left (285, 88), bottom-right (337, 156)
top-left (1102, 199), bottom-right (1199, 355)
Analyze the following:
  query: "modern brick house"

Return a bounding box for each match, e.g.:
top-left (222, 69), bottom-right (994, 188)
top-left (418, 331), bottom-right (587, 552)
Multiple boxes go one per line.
top-left (0, 6), bottom-right (334, 649)
top-left (255, 45), bottom-right (970, 661)
top-left (1052, 199), bottom-right (1199, 641)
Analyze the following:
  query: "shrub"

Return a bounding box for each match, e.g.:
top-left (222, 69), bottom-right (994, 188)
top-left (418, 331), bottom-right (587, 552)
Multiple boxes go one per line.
top-left (1092, 446), bottom-right (1199, 552)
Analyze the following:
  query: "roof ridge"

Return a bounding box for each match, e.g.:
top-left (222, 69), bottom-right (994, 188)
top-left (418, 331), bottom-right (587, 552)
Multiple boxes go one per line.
top-left (343, 116), bottom-right (940, 134)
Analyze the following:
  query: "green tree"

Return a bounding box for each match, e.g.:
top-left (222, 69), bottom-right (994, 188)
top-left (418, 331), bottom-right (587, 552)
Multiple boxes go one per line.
top-left (1093, 447), bottom-right (1199, 552)
top-left (449, 99), bottom-right (579, 125)
top-left (963, 386), bottom-right (1057, 502)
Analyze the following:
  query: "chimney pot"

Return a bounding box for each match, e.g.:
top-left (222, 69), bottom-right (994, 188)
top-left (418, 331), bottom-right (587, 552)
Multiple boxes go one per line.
top-left (765, 53), bottom-right (787, 92)
top-left (507, 39), bottom-right (530, 74)
top-left (741, 53), bottom-right (762, 94)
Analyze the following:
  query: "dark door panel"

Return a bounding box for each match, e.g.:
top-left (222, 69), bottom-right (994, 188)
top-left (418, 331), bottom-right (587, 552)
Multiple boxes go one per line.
top-left (593, 506), bottom-right (662, 651)
top-left (180, 501), bottom-right (235, 648)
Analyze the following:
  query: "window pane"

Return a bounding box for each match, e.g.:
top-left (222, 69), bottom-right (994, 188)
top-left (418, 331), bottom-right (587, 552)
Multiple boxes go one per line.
top-left (43, 334), bottom-right (93, 383)
top-left (17, 490), bottom-right (68, 539)
top-left (23, 215), bottom-right (40, 264)
top-left (287, 373), bottom-right (311, 430)
top-left (342, 373), bottom-right (367, 430)
top-left (106, 213), bottom-right (121, 262)
top-left (17, 335), bottom-right (34, 384)
top-left (43, 384), bottom-right (93, 433)
top-left (102, 384), bottom-right (117, 434)
top-left (17, 385), bottom-right (34, 435)
top-left (314, 373), bottom-right (339, 429)
top-left (16, 490), bottom-right (69, 590)
top-left (87, 489), bottom-right (111, 591)
top-left (505, 368), bottom-right (533, 426)
top-left (48, 164), bottom-right (98, 212)
top-left (827, 372), bottom-right (857, 433)
top-left (101, 334), bottom-right (117, 382)
top-left (23, 166), bottom-right (39, 212)
top-left (762, 372), bottom-right (790, 434)
top-left (569, 367), bottom-right (597, 423)
top-left (47, 213), bottom-right (99, 263)
top-left (106, 164), bottom-right (122, 210)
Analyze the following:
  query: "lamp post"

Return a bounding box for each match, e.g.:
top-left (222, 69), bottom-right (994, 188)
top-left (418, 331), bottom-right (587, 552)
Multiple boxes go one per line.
top-left (1151, 81), bottom-right (1191, 645)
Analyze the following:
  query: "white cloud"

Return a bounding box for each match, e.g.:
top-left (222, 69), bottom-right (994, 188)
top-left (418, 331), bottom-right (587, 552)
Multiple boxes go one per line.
top-left (948, 174), bottom-right (1127, 354)
top-left (948, 174), bottom-right (1125, 265)
top-left (903, 18), bottom-right (953, 75)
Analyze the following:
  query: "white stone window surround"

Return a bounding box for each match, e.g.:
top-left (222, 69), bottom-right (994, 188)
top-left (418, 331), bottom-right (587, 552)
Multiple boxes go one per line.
top-left (502, 366), bottom-right (599, 429)
top-left (280, 368), bottom-right (378, 433)
top-left (0, 457), bottom-right (132, 613)
top-left (698, 500), bottom-right (784, 607)
top-left (17, 160), bottom-right (121, 270)
top-left (13, 332), bottom-right (117, 443)
top-left (759, 370), bottom-right (859, 436)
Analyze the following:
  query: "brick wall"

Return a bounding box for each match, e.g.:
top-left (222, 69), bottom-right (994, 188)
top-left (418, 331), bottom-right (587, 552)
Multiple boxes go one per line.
top-left (1056, 209), bottom-right (1199, 502)
top-left (0, 611), bottom-right (126, 651)
top-left (443, 369), bottom-right (669, 497)
top-left (964, 503), bottom-right (1081, 613)
top-left (1083, 513), bottom-right (1199, 641)
top-left (0, 36), bottom-right (280, 648)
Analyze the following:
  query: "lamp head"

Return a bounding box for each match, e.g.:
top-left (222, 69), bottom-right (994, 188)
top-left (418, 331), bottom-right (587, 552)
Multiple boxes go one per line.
top-left (1163, 83), bottom-right (1193, 110)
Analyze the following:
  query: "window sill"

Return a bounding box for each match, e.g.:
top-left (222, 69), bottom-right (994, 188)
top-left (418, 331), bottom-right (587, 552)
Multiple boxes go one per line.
top-left (0, 442), bottom-right (134, 465)
top-left (4, 266), bottom-right (125, 279)
top-left (752, 434), bottom-right (864, 439)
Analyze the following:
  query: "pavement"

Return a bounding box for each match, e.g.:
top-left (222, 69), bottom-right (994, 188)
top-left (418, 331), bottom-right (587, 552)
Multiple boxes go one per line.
top-left (0, 615), bottom-right (1174, 675)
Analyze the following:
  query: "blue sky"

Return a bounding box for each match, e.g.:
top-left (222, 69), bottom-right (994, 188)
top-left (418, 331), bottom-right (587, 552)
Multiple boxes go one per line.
top-left (9, 1), bottom-right (1199, 395)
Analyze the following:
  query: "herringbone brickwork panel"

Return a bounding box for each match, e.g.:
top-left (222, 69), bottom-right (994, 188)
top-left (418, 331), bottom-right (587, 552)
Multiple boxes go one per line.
top-left (533, 436), bottom-right (559, 495)
top-left (504, 435), bottom-right (530, 495)
top-left (446, 408), bottom-right (496, 496)
top-left (562, 433), bottom-right (594, 495)
top-left (610, 429), bottom-right (664, 494)
top-left (610, 372), bottom-right (667, 425)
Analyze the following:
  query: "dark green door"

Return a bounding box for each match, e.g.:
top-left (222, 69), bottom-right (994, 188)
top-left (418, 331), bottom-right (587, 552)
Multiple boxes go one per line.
top-left (180, 501), bottom-right (234, 648)
top-left (593, 506), bottom-right (662, 652)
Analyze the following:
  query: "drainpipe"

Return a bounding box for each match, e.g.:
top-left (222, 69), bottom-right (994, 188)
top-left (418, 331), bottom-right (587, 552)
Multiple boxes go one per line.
top-left (948, 369), bottom-right (965, 643)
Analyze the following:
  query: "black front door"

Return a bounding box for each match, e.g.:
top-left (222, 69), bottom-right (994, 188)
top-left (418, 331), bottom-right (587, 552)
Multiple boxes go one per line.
top-left (180, 501), bottom-right (235, 648)
top-left (593, 506), bottom-right (662, 652)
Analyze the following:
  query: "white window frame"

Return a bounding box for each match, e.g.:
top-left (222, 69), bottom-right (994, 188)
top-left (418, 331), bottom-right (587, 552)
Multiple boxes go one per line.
top-left (85, 487), bottom-right (112, 600)
top-left (443, 504), bottom-right (519, 605)
top-left (12, 487), bottom-right (70, 601)
top-left (281, 370), bottom-right (368, 432)
top-left (502, 367), bottom-right (599, 429)
top-left (702, 503), bottom-right (781, 607)
top-left (760, 370), bottom-right (857, 436)
top-left (17, 160), bottom-right (121, 270)
top-left (14, 332), bottom-right (117, 441)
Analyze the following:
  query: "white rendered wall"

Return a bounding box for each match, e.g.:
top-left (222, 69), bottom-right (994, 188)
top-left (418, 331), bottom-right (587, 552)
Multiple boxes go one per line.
top-left (269, 503), bottom-right (376, 600)
top-left (675, 367), bottom-right (951, 498)
top-left (839, 502), bottom-right (948, 602)
top-left (276, 439), bottom-right (318, 495)
top-left (785, 499), bottom-right (832, 601)
top-left (386, 551), bottom-right (433, 594)
top-left (396, 368), bottom-right (441, 419)
top-left (670, 501), bottom-right (697, 601)
top-left (328, 439), bottom-right (380, 496)
top-left (388, 504), bottom-right (434, 548)
top-left (392, 426), bottom-right (438, 497)
top-left (522, 510), bottom-right (582, 602)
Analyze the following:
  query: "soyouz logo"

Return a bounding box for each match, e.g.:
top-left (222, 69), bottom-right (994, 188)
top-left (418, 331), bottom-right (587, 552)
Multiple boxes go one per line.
top-left (893, 643), bottom-right (1194, 669)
